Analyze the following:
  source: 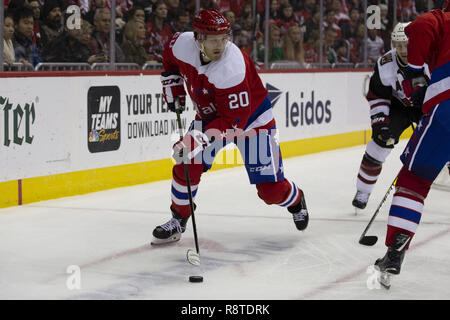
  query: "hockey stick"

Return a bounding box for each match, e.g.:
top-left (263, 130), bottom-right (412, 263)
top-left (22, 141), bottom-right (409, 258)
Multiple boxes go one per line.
top-left (359, 122), bottom-right (417, 246)
top-left (359, 175), bottom-right (398, 246)
top-left (174, 99), bottom-right (201, 266)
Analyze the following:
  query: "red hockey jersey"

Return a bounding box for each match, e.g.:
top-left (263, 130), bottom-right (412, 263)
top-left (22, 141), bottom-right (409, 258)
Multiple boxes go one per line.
top-left (162, 32), bottom-right (271, 135)
top-left (405, 9), bottom-right (450, 113)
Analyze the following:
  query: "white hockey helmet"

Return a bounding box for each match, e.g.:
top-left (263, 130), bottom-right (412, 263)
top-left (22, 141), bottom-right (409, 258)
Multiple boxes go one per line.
top-left (391, 22), bottom-right (410, 45)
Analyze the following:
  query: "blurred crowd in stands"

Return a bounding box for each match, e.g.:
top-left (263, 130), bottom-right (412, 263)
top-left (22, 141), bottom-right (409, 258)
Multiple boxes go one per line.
top-left (2, 0), bottom-right (446, 69)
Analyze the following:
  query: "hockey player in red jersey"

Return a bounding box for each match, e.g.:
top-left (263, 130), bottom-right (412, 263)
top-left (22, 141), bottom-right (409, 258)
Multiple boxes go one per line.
top-left (373, 3), bottom-right (450, 288)
top-left (151, 9), bottom-right (309, 244)
top-left (352, 22), bottom-right (425, 211)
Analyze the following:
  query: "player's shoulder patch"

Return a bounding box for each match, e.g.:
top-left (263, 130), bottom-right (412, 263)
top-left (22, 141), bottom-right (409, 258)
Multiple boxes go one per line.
top-left (380, 53), bottom-right (393, 66)
top-left (204, 43), bottom-right (246, 89)
top-left (172, 32), bottom-right (198, 65)
top-left (376, 50), bottom-right (398, 88)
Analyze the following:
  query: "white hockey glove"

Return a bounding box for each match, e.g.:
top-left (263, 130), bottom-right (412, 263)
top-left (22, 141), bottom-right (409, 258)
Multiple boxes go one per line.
top-left (161, 71), bottom-right (186, 113)
top-left (173, 129), bottom-right (211, 164)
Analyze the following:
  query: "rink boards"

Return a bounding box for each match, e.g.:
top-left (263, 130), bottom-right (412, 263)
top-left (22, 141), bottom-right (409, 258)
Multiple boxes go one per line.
top-left (0, 70), bottom-right (413, 208)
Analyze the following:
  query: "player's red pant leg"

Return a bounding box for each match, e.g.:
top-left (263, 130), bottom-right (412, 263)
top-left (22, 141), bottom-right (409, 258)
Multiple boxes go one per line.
top-left (171, 163), bottom-right (204, 217)
top-left (385, 166), bottom-right (433, 249)
top-left (256, 179), bottom-right (302, 208)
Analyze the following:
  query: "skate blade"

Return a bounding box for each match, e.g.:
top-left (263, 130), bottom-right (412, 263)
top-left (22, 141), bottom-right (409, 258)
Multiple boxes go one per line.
top-left (353, 205), bottom-right (366, 215)
top-left (379, 272), bottom-right (392, 289)
top-left (374, 265), bottom-right (393, 289)
top-left (151, 233), bottom-right (182, 245)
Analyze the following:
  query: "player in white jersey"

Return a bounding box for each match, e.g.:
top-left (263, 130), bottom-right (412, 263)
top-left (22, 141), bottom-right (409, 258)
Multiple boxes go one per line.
top-left (351, 22), bottom-right (427, 211)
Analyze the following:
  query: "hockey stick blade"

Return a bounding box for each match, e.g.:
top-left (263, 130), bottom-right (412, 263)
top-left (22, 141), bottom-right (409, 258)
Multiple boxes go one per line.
top-left (359, 235), bottom-right (378, 246)
top-left (186, 249), bottom-right (200, 266)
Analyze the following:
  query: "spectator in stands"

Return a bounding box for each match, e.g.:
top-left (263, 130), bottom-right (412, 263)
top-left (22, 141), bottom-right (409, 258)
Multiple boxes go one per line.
top-left (115, 0), bottom-right (134, 19)
top-left (165, 0), bottom-right (181, 22)
top-left (303, 28), bottom-right (319, 63)
top-left (397, 0), bottom-right (417, 21)
top-left (77, 19), bottom-right (94, 47)
top-left (145, 0), bottom-right (173, 62)
top-left (347, 0), bottom-right (360, 11)
top-left (82, 0), bottom-right (107, 25)
top-left (12, 7), bottom-right (42, 66)
top-left (234, 16), bottom-right (253, 55)
top-left (232, 0), bottom-right (254, 19)
top-left (240, 10), bottom-right (255, 32)
top-left (379, 3), bottom-right (392, 53)
top-left (283, 24), bottom-right (304, 64)
top-left (3, 12), bottom-right (16, 65)
top-left (127, 6), bottom-right (146, 23)
top-left (232, 23), bottom-right (248, 53)
top-left (41, 16), bottom-right (95, 63)
top-left (296, 0), bottom-right (316, 25)
top-left (347, 22), bottom-right (364, 63)
top-left (241, 1), bottom-right (253, 18)
top-left (276, 2), bottom-right (299, 34)
top-left (27, 0), bottom-right (43, 50)
top-left (131, 0), bottom-right (153, 21)
top-left (224, 0), bottom-right (256, 16)
top-left (169, 8), bottom-right (191, 33)
top-left (185, 0), bottom-right (218, 15)
top-left (121, 20), bottom-right (152, 65)
top-left (333, 38), bottom-right (349, 63)
top-left (366, 28), bottom-right (384, 63)
top-left (257, 23), bottom-right (284, 63)
top-left (303, 8), bottom-right (320, 42)
top-left (89, 8), bottom-right (125, 62)
top-left (116, 5), bottom-right (146, 43)
top-left (5, 0), bottom-right (26, 12)
top-left (259, 0), bottom-right (281, 31)
top-left (330, 0), bottom-right (350, 23)
top-left (323, 9), bottom-right (342, 39)
top-left (380, 3), bottom-right (389, 30)
top-left (40, 0), bottom-right (63, 47)
top-left (339, 7), bottom-right (360, 39)
top-left (324, 27), bottom-right (338, 63)
top-left (270, 0), bottom-right (281, 18)
top-left (278, 0), bottom-right (290, 9)
top-left (223, 9), bottom-right (236, 25)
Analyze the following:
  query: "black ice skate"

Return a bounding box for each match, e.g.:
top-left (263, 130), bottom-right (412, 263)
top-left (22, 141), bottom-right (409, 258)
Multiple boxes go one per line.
top-left (374, 233), bottom-right (411, 289)
top-left (151, 206), bottom-right (191, 245)
top-left (352, 191), bottom-right (370, 209)
top-left (288, 189), bottom-right (309, 231)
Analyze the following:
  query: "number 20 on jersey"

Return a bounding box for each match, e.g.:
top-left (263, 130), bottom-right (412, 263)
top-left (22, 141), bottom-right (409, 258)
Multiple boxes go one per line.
top-left (228, 92), bottom-right (249, 109)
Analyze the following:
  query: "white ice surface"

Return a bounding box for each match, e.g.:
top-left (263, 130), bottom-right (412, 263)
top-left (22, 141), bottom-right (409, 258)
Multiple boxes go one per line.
top-left (1, 141), bottom-right (449, 300)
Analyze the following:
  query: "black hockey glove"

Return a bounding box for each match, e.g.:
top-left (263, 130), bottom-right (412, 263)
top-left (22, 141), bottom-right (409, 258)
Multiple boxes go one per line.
top-left (410, 85), bottom-right (427, 108)
top-left (371, 113), bottom-right (394, 148)
top-left (397, 67), bottom-right (428, 104)
top-left (161, 71), bottom-right (186, 113)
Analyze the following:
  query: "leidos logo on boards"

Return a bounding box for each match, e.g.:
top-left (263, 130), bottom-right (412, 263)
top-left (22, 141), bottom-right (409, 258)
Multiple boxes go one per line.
top-left (265, 83), bottom-right (332, 127)
top-left (87, 86), bottom-right (120, 153)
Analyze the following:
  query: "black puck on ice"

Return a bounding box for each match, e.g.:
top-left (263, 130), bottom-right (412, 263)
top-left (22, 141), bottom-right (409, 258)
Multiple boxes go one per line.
top-left (189, 276), bottom-right (203, 283)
